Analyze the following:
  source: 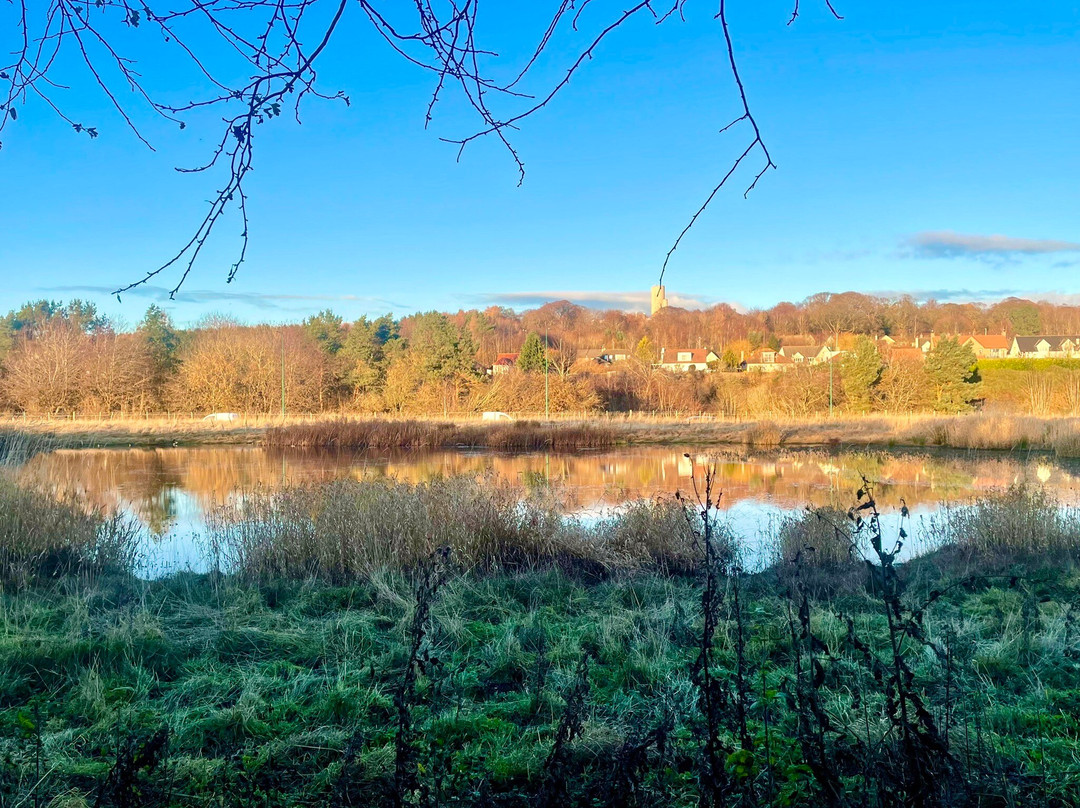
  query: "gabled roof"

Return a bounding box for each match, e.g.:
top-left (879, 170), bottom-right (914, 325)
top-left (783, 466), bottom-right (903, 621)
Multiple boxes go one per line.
top-left (660, 347), bottom-right (718, 364)
top-left (963, 334), bottom-right (1010, 350)
top-left (743, 349), bottom-right (792, 365)
top-left (1012, 336), bottom-right (1080, 352)
top-left (493, 353), bottom-right (519, 366)
top-left (779, 344), bottom-right (827, 359)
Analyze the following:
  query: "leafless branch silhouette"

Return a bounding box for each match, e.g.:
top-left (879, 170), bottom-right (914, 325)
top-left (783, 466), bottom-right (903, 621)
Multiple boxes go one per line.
top-left (0, 1), bottom-right (841, 297)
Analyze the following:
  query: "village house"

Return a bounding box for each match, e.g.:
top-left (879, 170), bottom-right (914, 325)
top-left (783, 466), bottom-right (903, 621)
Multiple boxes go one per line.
top-left (576, 347), bottom-right (629, 365)
top-left (490, 352), bottom-right (519, 375)
top-left (870, 335), bottom-right (897, 354)
top-left (657, 347), bottom-right (720, 371)
top-left (777, 344), bottom-right (833, 364)
top-left (915, 334), bottom-right (941, 353)
top-left (1009, 336), bottom-right (1080, 359)
top-left (961, 334), bottom-right (1011, 359)
top-left (740, 347), bottom-right (792, 373)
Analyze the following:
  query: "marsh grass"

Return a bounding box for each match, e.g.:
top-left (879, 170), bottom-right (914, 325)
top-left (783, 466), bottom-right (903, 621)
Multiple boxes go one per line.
top-left (0, 476), bottom-right (139, 587)
top-left (262, 418), bottom-right (620, 451)
top-left (929, 483), bottom-right (1080, 562)
top-left (15, 410), bottom-right (1080, 455)
top-left (207, 476), bottom-right (701, 581)
top-left (0, 428), bottom-right (52, 467)
top-left (741, 420), bottom-right (786, 449)
top-left (774, 506), bottom-right (858, 567)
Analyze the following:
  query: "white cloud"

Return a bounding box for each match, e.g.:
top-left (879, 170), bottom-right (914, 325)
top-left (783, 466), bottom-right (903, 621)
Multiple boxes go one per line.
top-left (42, 285), bottom-right (405, 312)
top-left (470, 290), bottom-right (743, 313)
top-left (906, 231), bottom-right (1080, 259)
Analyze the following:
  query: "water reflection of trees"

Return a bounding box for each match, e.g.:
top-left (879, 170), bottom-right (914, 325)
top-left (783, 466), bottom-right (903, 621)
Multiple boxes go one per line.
top-left (15, 446), bottom-right (1080, 534)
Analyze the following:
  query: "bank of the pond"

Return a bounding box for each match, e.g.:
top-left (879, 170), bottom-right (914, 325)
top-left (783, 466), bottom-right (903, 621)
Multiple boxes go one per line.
top-left (2, 558), bottom-right (1079, 808)
top-left (8, 411), bottom-right (1080, 454)
top-left (3, 473), bottom-right (1080, 805)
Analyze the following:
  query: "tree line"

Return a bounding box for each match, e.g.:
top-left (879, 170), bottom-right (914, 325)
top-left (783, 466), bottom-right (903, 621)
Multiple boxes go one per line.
top-left (0, 295), bottom-right (999, 417)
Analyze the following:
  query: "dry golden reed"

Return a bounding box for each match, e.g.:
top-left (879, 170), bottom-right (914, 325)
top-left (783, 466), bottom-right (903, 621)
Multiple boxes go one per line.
top-left (206, 476), bottom-right (699, 581)
top-left (262, 418), bottom-right (619, 451)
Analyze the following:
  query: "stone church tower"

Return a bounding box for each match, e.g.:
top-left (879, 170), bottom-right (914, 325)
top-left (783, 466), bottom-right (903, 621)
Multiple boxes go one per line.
top-left (650, 285), bottom-right (669, 316)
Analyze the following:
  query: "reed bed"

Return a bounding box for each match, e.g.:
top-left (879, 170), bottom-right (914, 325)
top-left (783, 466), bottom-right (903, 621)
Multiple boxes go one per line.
top-left (773, 506), bottom-right (858, 567)
top-left (913, 412), bottom-right (1080, 454)
top-left (12, 410), bottom-right (1080, 454)
top-left (0, 428), bottom-right (53, 466)
top-left (262, 418), bottom-right (620, 451)
top-left (0, 476), bottom-right (138, 587)
top-left (928, 483), bottom-right (1080, 561)
top-left (206, 476), bottom-right (700, 580)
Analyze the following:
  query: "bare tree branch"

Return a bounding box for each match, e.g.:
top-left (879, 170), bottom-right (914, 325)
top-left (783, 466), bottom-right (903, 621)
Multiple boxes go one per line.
top-left (0, 1), bottom-right (843, 297)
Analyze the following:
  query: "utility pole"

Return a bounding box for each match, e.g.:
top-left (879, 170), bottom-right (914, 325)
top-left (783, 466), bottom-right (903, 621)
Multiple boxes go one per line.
top-left (829, 352), bottom-right (834, 417)
top-left (544, 329), bottom-right (550, 421)
top-left (281, 327), bottom-right (286, 419)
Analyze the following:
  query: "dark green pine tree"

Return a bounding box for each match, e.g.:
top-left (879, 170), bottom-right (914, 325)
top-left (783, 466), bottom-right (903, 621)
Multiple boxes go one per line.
top-left (925, 337), bottom-right (981, 412)
top-left (840, 336), bottom-right (884, 412)
top-left (517, 332), bottom-right (548, 373)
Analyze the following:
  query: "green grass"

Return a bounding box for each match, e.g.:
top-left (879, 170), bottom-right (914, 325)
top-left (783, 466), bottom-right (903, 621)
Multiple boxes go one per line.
top-left (1, 561), bottom-right (1079, 807)
top-left (979, 358), bottom-right (1080, 372)
top-left (3, 475), bottom-right (1080, 806)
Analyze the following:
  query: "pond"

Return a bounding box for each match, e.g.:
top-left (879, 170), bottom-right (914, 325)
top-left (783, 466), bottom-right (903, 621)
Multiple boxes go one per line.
top-left (13, 445), bottom-right (1080, 574)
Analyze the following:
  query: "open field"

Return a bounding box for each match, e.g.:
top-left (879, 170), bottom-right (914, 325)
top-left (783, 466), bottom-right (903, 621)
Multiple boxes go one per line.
top-left (9, 411), bottom-right (1080, 455)
top-left (1, 475), bottom-right (1079, 807)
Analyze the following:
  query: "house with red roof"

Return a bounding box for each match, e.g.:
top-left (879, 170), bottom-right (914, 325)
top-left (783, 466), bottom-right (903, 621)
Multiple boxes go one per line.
top-left (961, 334), bottom-right (1010, 359)
top-left (490, 353), bottom-right (519, 375)
top-left (658, 347), bottom-right (720, 371)
top-left (741, 348), bottom-right (793, 373)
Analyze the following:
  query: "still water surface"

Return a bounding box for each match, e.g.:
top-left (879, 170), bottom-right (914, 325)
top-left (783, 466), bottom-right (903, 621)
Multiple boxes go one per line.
top-left (15, 445), bottom-right (1080, 574)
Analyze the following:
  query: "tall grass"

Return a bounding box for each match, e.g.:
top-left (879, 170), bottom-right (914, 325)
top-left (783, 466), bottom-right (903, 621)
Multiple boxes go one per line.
top-left (0, 428), bottom-right (52, 466)
top-left (15, 409), bottom-right (1080, 455)
top-left (262, 418), bottom-right (620, 451)
top-left (206, 477), bottom-right (700, 580)
top-left (209, 474), bottom-right (1080, 583)
top-left (773, 506), bottom-right (857, 567)
top-left (0, 476), bottom-right (138, 587)
top-left (929, 483), bottom-right (1080, 561)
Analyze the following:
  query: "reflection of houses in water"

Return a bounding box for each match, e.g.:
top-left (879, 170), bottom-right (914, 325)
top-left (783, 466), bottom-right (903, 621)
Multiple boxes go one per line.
top-left (16, 445), bottom-right (1080, 536)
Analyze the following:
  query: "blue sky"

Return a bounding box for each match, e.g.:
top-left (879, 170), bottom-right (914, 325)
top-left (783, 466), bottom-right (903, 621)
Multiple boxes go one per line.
top-left (1, 1), bottom-right (1078, 327)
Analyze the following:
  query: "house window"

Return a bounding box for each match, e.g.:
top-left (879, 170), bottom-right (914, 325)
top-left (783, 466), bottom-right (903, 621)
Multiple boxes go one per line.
top-left (763, 352), bottom-right (775, 363)
top-left (677, 352), bottom-right (692, 362)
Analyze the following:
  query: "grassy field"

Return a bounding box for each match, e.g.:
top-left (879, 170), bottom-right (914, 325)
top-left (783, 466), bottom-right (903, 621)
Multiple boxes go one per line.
top-left (2, 474), bottom-right (1080, 807)
top-left (10, 411), bottom-right (1080, 455)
